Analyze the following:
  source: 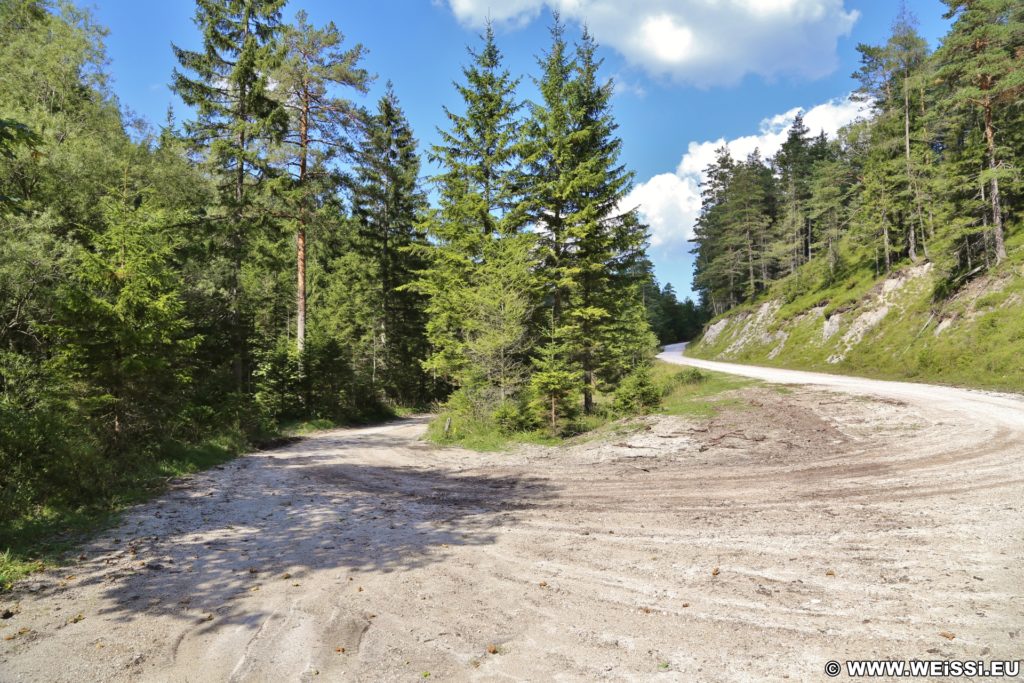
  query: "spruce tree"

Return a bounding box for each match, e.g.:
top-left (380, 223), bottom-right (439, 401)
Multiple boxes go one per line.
top-left (523, 19), bottom-right (654, 414)
top-left (347, 85), bottom-right (430, 405)
top-left (171, 0), bottom-right (288, 389)
top-left (420, 24), bottom-right (526, 388)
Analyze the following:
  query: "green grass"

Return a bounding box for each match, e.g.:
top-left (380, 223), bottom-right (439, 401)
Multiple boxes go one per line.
top-left (0, 435), bottom-right (241, 590)
top-left (652, 362), bottom-right (756, 417)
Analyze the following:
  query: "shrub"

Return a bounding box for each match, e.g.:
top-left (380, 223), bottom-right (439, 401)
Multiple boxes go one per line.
top-left (671, 368), bottom-right (707, 387)
top-left (492, 398), bottom-right (538, 434)
top-left (612, 367), bottom-right (662, 415)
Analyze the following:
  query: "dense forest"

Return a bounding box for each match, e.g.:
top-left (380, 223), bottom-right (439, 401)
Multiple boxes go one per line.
top-left (692, 2), bottom-right (1023, 315)
top-left (0, 0), bottom-right (703, 521)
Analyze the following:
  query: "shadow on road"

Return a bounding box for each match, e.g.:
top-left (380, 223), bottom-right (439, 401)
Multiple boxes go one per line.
top-left (46, 421), bottom-right (554, 633)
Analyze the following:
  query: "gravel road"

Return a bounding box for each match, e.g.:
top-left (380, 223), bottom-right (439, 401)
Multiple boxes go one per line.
top-left (2, 347), bottom-right (1022, 681)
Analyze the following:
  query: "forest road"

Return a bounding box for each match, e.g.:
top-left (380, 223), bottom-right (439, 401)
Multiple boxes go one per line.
top-left (2, 345), bottom-right (1024, 681)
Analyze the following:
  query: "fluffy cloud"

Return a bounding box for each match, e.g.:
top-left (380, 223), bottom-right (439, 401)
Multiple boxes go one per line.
top-left (623, 96), bottom-right (869, 249)
top-left (444, 0), bottom-right (859, 86)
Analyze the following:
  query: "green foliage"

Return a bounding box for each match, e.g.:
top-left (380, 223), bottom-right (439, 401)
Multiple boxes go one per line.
top-left (692, 4), bottom-right (1022, 322)
top-left (611, 367), bottom-right (661, 416)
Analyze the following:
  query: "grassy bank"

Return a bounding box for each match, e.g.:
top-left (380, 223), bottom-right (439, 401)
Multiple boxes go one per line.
top-left (689, 233), bottom-right (1024, 394)
top-left (427, 360), bottom-right (757, 451)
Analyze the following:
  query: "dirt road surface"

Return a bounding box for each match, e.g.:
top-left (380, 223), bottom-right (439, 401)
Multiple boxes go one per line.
top-left (2, 346), bottom-right (1023, 681)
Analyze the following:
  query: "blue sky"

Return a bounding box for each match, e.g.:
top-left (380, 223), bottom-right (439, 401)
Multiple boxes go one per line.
top-left (91, 0), bottom-right (952, 299)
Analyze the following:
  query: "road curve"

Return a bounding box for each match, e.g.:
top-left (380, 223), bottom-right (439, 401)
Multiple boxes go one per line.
top-left (2, 349), bottom-right (1024, 681)
top-left (659, 341), bottom-right (1024, 439)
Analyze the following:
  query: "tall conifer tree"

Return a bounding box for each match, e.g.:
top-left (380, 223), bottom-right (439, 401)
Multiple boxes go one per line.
top-left (934, 0), bottom-right (1024, 263)
top-left (420, 24), bottom-right (526, 387)
top-left (275, 10), bottom-right (369, 352)
top-left (172, 0), bottom-right (288, 389)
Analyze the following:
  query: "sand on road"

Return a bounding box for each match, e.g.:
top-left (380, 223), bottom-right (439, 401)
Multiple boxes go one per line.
top-left (2, 347), bottom-right (1023, 681)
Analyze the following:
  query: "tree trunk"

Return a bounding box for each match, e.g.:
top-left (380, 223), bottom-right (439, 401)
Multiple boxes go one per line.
top-left (882, 215), bottom-right (891, 273)
top-left (746, 229), bottom-right (756, 296)
top-left (583, 370), bottom-right (593, 415)
top-left (296, 98), bottom-right (309, 353)
top-left (903, 80), bottom-right (919, 263)
top-left (983, 104), bottom-right (1007, 264)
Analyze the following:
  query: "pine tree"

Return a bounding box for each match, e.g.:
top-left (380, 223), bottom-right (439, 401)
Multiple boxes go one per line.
top-left (772, 113), bottom-right (814, 274)
top-left (692, 146), bottom-right (737, 313)
top-left (854, 7), bottom-right (930, 263)
top-left (274, 10), bottom-right (369, 352)
top-left (934, 0), bottom-right (1024, 263)
top-left (171, 0), bottom-right (288, 389)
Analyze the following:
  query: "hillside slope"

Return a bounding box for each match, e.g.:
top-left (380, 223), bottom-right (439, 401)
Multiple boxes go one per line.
top-left (688, 256), bottom-right (1024, 393)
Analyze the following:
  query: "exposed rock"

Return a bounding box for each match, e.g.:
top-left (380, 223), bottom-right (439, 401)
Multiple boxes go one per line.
top-left (702, 318), bottom-right (731, 345)
top-left (823, 313), bottom-right (843, 342)
top-left (933, 318), bottom-right (954, 337)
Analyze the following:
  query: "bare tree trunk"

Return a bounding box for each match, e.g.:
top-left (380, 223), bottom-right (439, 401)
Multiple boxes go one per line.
top-left (903, 80), bottom-right (919, 263)
top-left (983, 104), bottom-right (1007, 263)
top-left (882, 214), bottom-right (892, 273)
top-left (296, 98), bottom-right (310, 353)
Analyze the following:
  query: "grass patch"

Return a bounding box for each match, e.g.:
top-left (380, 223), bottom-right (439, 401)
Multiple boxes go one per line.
top-left (652, 363), bottom-right (757, 418)
top-left (0, 435), bottom-right (240, 590)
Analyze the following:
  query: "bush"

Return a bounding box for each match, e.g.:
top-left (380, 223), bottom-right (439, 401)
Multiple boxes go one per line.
top-left (612, 367), bottom-right (662, 415)
top-left (492, 397), bottom-right (539, 434)
top-left (670, 368), bottom-right (707, 388)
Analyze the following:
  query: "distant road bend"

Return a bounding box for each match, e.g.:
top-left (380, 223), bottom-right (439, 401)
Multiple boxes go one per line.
top-left (660, 341), bottom-right (1024, 443)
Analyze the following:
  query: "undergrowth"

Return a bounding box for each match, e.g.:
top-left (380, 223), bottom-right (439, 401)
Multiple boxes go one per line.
top-left (429, 361), bottom-right (757, 451)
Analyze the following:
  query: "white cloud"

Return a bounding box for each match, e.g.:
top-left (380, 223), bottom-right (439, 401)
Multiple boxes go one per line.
top-left (625, 173), bottom-right (701, 247)
top-left (444, 0), bottom-right (859, 86)
top-left (623, 96), bottom-right (868, 250)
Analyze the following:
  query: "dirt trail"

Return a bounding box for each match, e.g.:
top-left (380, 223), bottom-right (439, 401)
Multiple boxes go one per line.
top-left (2, 351), bottom-right (1024, 681)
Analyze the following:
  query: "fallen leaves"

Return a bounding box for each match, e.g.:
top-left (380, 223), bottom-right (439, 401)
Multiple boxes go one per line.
top-left (538, 581), bottom-right (548, 588)
top-left (711, 567), bottom-right (720, 577)
top-left (939, 631), bottom-right (956, 640)
top-left (825, 569), bottom-right (836, 577)
top-left (486, 643), bottom-right (498, 655)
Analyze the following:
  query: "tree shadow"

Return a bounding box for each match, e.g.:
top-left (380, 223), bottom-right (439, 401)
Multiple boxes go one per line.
top-left (34, 420), bottom-right (555, 634)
